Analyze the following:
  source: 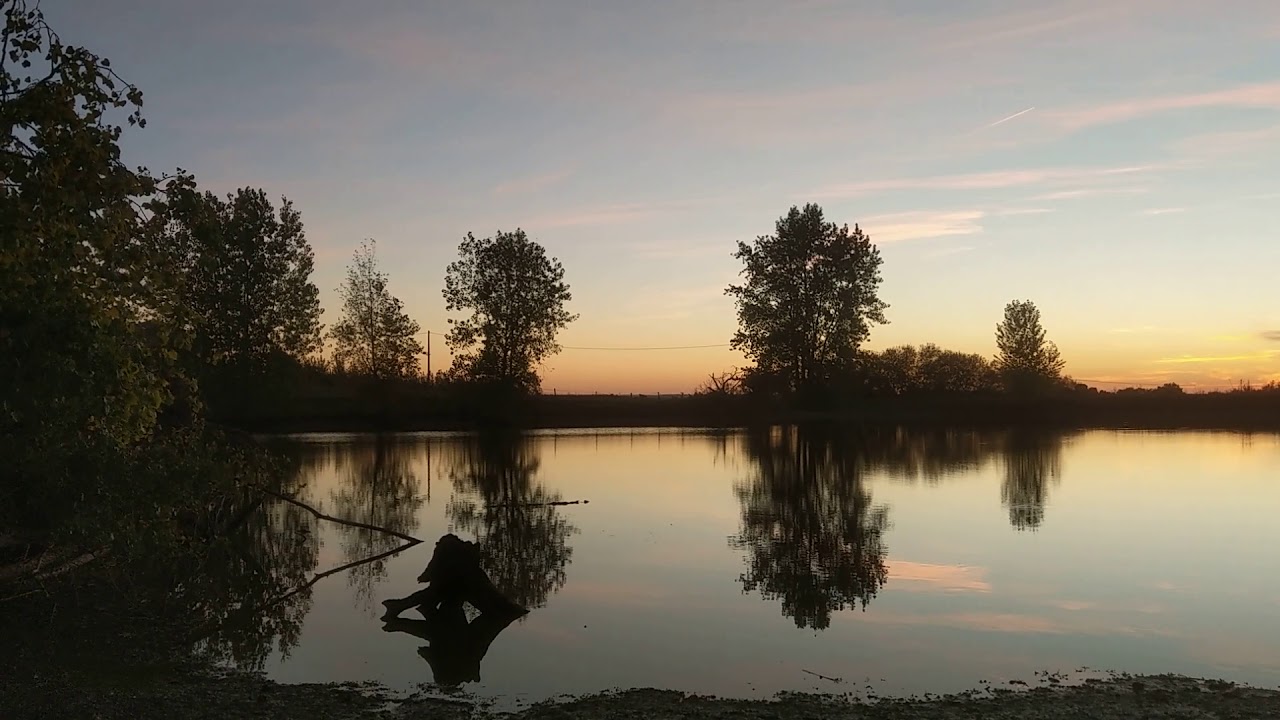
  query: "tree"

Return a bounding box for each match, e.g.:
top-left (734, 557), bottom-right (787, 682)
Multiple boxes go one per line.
top-left (994, 299), bottom-right (1065, 394)
top-left (727, 204), bottom-right (888, 395)
top-left (156, 185), bottom-right (323, 376)
top-left (329, 240), bottom-right (423, 379)
top-left (443, 230), bottom-right (576, 394)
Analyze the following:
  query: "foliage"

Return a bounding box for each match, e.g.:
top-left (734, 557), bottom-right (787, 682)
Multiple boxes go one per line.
top-left (994, 299), bottom-right (1065, 394)
top-left (150, 182), bottom-right (323, 378)
top-left (727, 204), bottom-right (888, 396)
top-left (861, 344), bottom-right (997, 395)
top-left (443, 229), bottom-right (576, 394)
top-left (0, 1), bottom-right (210, 538)
top-left (329, 239), bottom-right (424, 379)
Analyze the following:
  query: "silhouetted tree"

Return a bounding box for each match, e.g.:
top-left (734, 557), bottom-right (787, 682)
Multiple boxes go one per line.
top-left (153, 184), bottom-right (323, 376)
top-left (998, 430), bottom-right (1064, 531)
top-left (863, 344), bottom-right (996, 395)
top-left (329, 438), bottom-right (425, 607)
top-left (727, 204), bottom-right (888, 396)
top-left (447, 433), bottom-right (576, 609)
top-left (330, 240), bottom-right (424, 379)
top-left (731, 427), bottom-right (890, 630)
top-left (443, 230), bottom-right (576, 394)
top-left (994, 299), bottom-right (1065, 394)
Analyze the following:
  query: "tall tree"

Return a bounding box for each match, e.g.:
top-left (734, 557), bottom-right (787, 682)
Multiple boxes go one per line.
top-left (993, 299), bottom-right (1065, 393)
top-left (1, 0), bottom-right (171, 454)
top-left (443, 229), bottom-right (576, 394)
top-left (329, 240), bottom-right (423, 379)
top-left (156, 186), bottom-right (322, 374)
top-left (727, 204), bottom-right (888, 394)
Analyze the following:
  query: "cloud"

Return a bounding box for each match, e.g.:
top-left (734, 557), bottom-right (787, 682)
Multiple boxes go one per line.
top-left (527, 203), bottom-right (657, 229)
top-left (1261, 331), bottom-right (1280, 342)
top-left (1139, 207), bottom-right (1187, 216)
top-left (493, 169), bottom-right (571, 195)
top-left (810, 164), bottom-right (1158, 199)
top-left (1156, 351), bottom-right (1279, 364)
top-left (991, 207), bottom-right (1055, 217)
top-left (1031, 186), bottom-right (1148, 201)
top-left (888, 561), bottom-right (991, 593)
top-left (860, 210), bottom-right (985, 244)
top-left (1046, 82), bottom-right (1280, 131)
top-left (1171, 124), bottom-right (1280, 161)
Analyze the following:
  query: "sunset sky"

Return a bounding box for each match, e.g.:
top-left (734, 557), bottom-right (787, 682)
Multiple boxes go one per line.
top-left (53, 0), bottom-right (1280, 393)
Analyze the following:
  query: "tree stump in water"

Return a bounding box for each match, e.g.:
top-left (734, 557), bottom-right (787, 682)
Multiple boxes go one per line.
top-left (381, 534), bottom-right (527, 686)
top-left (382, 534), bottom-right (527, 619)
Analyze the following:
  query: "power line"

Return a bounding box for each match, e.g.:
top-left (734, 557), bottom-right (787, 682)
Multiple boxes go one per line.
top-left (561, 343), bottom-right (730, 351)
top-left (415, 329), bottom-right (729, 351)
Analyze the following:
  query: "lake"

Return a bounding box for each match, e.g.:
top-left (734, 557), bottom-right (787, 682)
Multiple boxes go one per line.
top-left (216, 427), bottom-right (1280, 706)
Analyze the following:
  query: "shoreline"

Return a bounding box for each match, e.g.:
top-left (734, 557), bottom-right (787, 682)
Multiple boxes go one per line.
top-left (4, 668), bottom-right (1278, 719)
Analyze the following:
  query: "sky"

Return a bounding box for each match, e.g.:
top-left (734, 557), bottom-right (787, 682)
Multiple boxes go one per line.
top-left (48, 0), bottom-right (1280, 393)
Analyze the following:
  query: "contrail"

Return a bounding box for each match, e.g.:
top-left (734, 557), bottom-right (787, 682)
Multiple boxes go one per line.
top-left (986, 106), bottom-right (1036, 128)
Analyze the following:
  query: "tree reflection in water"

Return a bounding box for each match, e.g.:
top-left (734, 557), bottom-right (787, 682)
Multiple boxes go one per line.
top-left (999, 429), bottom-right (1064, 531)
top-left (328, 436), bottom-right (426, 608)
top-left (447, 431), bottom-right (577, 610)
top-left (731, 426), bottom-right (890, 630)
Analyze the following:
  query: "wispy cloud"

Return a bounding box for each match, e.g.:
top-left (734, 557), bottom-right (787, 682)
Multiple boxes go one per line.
top-left (1171, 124), bottom-right (1280, 161)
top-left (1031, 186), bottom-right (1148, 201)
top-left (1261, 331), bottom-right (1280, 342)
top-left (861, 210), bottom-right (985, 244)
top-left (528, 203), bottom-right (657, 229)
top-left (1139, 207), bottom-right (1187, 216)
top-left (493, 169), bottom-right (572, 195)
top-left (811, 164), bottom-right (1158, 200)
top-left (1046, 82), bottom-right (1280, 131)
top-left (991, 207), bottom-right (1055, 217)
top-left (985, 106), bottom-right (1036, 128)
top-left (1156, 351), bottom-right (1279, 364)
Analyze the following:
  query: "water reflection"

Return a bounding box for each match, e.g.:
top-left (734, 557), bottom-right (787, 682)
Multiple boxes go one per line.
top-left (999, 430), bottom-right (1064, 531)
top-left (731, 426), bottom-right (891, 630)
top-left (188, 453), bottom-right (323, 670)
top-left (446, 432), bottom-right (577, 609)
top-left (329, 437), bottom-right (426, 606)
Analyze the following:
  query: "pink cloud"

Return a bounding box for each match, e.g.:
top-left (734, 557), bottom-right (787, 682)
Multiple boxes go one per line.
top-left (1046, 82), bottom-right (1280, 131)
top-left (859, 210), bottom-right (985, 244)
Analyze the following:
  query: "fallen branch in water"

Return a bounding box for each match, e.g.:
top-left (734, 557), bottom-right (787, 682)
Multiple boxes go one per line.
top-left (249, 485), bottom-right (422, 544)
top-left (801, 668), bottom-right (844, 684)
top-left (490, 499), bottom-right (589, 508)
top-left (269, 539), bottom-right (421, 608)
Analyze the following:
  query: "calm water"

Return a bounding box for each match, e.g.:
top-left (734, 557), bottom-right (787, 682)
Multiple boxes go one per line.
top-left (221, 428), bottom-right (1280, 704)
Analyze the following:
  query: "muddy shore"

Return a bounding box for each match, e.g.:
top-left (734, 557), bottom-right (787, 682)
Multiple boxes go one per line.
top-left (3, 668), bottom-right (1278, 720)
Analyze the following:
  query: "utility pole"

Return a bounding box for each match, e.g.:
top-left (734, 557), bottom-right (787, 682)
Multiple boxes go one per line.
top-left (426, 330), bottom-right (431, 381)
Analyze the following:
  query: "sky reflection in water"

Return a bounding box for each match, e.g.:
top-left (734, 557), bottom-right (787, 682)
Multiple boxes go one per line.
top-left (241, 428), bottom-right (1280, 703)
